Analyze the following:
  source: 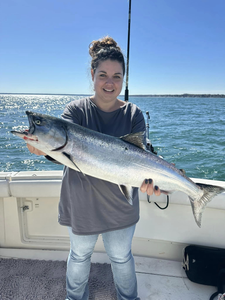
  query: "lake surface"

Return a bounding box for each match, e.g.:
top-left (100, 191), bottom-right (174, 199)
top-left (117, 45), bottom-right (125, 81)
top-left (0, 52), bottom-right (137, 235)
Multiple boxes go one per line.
top-left (0, 94), bottom-right (224, 181)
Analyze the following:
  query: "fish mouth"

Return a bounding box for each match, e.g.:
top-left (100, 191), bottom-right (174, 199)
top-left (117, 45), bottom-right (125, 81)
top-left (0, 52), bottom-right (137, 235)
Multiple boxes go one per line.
top-left (26, 111), bottom-right (36, 134)
top-left (23, 111), bottom-right (39, 141)
top-left (11, 111), bottom-right (38, 141)
top-left (11, 129), bottom-right (39, 142)
top-left (24, 110), bottom-right (38, 142)
top-left (11, 129), bottom-right (38, 142)
top-left (23, 131), bottom-right (38, 142)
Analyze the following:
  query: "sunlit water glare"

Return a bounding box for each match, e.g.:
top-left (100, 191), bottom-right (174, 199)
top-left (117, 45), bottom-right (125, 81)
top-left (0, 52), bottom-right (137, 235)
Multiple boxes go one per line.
top-left (0, 94), bottom-right (224, 181)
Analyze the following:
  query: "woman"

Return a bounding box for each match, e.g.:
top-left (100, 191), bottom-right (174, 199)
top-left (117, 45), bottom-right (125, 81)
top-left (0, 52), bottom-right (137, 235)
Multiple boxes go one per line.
top-left (27, 36), bottom-right (161, 300)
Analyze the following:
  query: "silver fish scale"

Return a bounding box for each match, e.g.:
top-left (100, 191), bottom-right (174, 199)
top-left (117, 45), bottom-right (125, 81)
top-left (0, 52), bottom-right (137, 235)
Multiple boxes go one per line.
top-left (64, 123), bottom-right (202, 200)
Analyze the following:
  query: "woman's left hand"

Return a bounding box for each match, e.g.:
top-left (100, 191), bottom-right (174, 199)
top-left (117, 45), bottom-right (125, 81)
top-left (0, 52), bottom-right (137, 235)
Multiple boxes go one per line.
top-left (140, 179), bottom-right (161, 196)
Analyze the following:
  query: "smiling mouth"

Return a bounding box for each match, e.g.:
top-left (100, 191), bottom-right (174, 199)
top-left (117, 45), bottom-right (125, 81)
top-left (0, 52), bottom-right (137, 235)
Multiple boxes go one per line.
top-left (103, 88), bottom-right (114, 92)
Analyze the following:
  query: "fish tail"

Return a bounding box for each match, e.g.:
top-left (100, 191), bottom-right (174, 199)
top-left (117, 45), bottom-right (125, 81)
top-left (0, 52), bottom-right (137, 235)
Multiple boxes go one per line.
top-left (189, 183), bottom-right (225, 228)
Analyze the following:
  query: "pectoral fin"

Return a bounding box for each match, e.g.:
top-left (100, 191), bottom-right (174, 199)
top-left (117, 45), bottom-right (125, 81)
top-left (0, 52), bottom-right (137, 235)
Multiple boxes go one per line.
top-left (119, 185), bottom-right (134, 205)
top-left (62, 152), bottom-right (85, 176)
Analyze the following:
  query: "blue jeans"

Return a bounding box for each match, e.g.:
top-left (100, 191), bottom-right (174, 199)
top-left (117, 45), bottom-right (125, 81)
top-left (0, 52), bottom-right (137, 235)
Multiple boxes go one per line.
top-left (66, 225), bottom-right (139, 300)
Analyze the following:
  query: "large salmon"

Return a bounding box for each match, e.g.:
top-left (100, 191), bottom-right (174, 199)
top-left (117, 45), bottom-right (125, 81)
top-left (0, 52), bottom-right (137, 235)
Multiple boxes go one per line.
top-left (11, 111), bottom-right (225, 227)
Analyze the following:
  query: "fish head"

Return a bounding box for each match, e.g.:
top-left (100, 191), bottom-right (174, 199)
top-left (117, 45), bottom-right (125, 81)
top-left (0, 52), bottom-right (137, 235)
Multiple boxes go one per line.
top-left (11, 111), bottom-right (67, 152)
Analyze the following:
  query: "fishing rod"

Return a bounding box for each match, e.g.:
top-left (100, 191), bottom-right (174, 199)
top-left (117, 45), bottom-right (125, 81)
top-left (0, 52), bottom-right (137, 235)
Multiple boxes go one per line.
top-left (124, 1), bottom-right (168, 209)
top-left (125, 0), bottom-right (131, 102)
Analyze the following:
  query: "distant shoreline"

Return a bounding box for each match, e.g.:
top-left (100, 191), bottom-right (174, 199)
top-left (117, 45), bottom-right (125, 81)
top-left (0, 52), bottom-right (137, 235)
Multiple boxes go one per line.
top-left (130, 94), bottom-right (225, 98)
top-left (1, 92), bottom-right (225, 98)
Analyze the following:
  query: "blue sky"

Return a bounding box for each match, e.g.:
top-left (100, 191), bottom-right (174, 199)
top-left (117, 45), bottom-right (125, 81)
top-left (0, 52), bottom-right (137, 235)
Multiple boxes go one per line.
top-left (1, 0), bottom-right (225, 95)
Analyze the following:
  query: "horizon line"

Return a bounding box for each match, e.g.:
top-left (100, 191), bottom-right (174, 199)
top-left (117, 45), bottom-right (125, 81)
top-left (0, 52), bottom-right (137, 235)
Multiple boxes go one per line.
top-left (1, 92), bottom-right (225, 97)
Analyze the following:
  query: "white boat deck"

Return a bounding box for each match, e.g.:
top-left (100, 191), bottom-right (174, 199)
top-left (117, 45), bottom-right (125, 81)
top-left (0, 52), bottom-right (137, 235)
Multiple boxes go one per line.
top-left (0, 171), bottom-right (224, 299)
top-left (0, 248), bottom-right (217, 300)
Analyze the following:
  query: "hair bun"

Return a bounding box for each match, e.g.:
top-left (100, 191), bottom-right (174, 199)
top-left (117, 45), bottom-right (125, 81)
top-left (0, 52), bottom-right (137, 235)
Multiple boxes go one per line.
top-left (89, 36), bottom-right (125, 75)
top-left (89, 36), bottom-right (121, 57)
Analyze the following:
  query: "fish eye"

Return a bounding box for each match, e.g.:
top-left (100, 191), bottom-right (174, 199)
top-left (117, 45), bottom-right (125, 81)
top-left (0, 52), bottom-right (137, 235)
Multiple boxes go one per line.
top-left (35, 119), bottom-right (41, 125)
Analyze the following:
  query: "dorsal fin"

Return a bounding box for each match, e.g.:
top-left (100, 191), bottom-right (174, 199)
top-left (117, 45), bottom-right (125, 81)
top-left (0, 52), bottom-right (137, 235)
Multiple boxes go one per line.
top-left (120, 131), bottom-right (145, 150)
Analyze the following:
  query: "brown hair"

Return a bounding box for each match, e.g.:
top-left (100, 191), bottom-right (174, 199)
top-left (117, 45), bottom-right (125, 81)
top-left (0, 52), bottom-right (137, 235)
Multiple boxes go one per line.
top-left (89, 36), bottom-right (125, 75)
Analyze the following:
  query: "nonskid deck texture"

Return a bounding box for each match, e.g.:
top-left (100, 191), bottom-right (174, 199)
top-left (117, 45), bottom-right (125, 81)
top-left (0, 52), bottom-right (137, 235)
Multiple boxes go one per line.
top-left (0, 252), bottom-right (217, 300)
top-left (0, 259), bottom-right (116, 300)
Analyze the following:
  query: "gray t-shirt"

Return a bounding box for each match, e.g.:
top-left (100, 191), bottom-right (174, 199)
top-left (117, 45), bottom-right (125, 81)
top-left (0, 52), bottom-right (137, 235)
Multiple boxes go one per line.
top-left (58, 97), bottom-right (146, 235)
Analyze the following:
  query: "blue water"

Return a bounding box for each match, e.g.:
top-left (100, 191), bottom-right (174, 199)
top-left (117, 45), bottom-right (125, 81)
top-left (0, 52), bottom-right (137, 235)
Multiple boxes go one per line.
top-left (0, 94), bottom-right (224, 181)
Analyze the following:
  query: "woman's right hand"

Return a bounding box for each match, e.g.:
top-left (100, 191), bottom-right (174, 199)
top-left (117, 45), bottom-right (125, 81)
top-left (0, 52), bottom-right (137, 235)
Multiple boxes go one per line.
top-left (140, 179), bottom-right (161, 196)
top-left (26, 143), bottom-right (47, 156)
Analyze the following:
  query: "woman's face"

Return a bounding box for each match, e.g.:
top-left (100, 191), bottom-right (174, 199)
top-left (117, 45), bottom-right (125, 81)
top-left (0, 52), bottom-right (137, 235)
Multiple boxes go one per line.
top-left (91, 59), bottom-right (124, 103)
